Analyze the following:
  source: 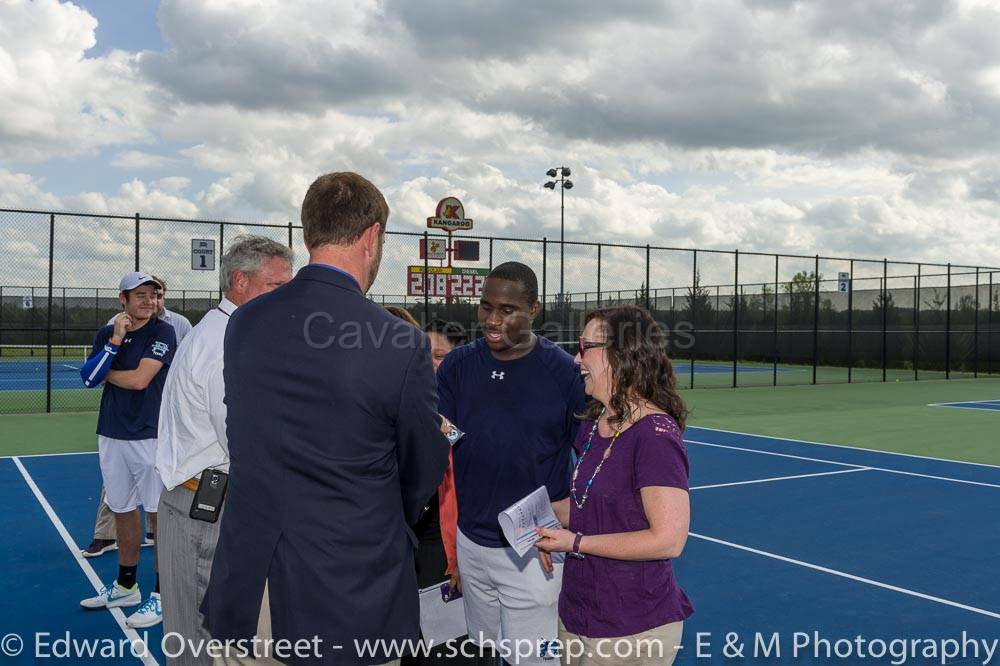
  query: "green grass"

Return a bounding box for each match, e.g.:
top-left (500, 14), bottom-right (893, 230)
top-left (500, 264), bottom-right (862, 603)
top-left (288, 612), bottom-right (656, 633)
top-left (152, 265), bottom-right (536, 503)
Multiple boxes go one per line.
top-left (0, 345), bottom-right (89, 358)
top-left (0, 411), bottom-right (96, 456)
top-left (0, 389), bottom-right (101, 415)
top-left (2, 377), bottom-right (998, 466)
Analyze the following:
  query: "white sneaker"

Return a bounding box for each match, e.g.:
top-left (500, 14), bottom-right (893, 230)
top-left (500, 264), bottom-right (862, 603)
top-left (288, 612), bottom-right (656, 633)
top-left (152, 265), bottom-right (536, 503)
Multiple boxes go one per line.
top-left (126, 592), bottom-right (162, 628)
top-left (80, 581), bottom-right (141, 609)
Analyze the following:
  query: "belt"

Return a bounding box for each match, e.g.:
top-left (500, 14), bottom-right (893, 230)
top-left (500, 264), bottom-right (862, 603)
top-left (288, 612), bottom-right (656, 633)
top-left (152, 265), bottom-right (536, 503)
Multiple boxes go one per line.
top-left (181, 477), bottom-right (200, 492)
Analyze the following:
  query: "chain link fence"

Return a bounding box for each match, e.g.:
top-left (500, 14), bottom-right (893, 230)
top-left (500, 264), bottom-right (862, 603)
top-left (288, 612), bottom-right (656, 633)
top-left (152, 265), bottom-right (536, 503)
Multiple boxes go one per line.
top-left (2, 208), bottom-right (998, 413)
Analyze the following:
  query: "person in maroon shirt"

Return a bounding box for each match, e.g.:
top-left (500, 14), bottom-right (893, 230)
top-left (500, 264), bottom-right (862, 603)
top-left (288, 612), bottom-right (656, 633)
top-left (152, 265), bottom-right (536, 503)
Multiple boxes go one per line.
top-left (536, 305), bottom-right (693, 666)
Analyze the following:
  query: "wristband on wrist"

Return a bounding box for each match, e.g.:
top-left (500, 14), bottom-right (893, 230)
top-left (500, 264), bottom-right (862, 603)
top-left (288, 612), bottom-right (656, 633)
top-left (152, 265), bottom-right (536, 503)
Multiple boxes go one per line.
top-left (570, 532), bottom-right (585, 559)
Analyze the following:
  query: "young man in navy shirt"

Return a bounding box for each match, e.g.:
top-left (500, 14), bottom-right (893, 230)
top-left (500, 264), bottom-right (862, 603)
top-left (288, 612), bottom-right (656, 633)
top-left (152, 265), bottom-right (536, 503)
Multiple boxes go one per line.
top-left (78, 272), bottom-right (176, 628)
top-left (84, 274), bottom-right (192, 558)
top-left (437, 262), bottom-right (587, 665)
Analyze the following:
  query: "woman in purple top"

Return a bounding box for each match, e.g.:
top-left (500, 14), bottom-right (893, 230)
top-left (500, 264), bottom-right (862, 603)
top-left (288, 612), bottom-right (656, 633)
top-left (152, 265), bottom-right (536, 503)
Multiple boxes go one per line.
top-left (536, 305), bottom-right (693, 666)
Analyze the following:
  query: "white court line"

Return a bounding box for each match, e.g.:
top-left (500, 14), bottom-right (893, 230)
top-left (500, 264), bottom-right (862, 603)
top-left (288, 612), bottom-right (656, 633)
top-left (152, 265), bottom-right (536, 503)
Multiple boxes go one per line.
top-left (11, 456), bottom-right (159, 666)
top-left (0, 451), bottom-right (96, 460)
top-left (689, 531), bottom-right (1000, 621)
top-left (688, 425), bottom-right (1000, 470)
top-left (690, 467), bottom-right (872, 491)
top-left (686, 439), bottom-right (1000, 490)
top-left (927, 403), bottom-right (1000, 412)
top-left (927, 399), bottom-right (1000, 406)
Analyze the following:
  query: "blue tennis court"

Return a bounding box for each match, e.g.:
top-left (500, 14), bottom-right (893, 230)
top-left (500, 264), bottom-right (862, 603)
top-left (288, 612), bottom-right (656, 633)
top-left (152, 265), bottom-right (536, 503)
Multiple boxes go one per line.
top-left (0, 356), bottom-right (798, 392)
top-left (2, 427), bottom-right (998, 664)
top-left (0, 354), bottom-right (88, 392)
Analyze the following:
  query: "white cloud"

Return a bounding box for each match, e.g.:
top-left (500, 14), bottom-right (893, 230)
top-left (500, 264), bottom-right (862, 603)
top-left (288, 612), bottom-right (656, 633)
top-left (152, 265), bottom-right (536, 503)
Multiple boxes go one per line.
top-left (63, 179), bottom-right (199, 219)
top-left (2, 0), bottom-right (1000, 295)
top-left (112, 150), bottom-right (181, 169)
top-left (151, 176), bottom-right (191, 194)
top-left (0, 0), bottom-right (160, 161)
top-left (0, 169), bottom-right (62, 209)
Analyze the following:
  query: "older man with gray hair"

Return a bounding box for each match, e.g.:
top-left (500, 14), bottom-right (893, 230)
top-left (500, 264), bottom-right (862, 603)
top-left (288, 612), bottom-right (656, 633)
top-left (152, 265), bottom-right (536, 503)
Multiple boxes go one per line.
top-left (154, 236), bottom-right (293, 661)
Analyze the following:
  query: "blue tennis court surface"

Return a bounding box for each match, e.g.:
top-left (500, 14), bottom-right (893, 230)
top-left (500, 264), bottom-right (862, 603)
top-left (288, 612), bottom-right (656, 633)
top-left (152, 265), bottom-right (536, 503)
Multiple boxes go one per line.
top-left (0, 356), bottom-right (87, 391)
top-left (0, 357), bottom-right (796, 392)
top-left (2, 427), bottom-right (998, 664)
top-left (928, 399), bottom-right (1000, 412)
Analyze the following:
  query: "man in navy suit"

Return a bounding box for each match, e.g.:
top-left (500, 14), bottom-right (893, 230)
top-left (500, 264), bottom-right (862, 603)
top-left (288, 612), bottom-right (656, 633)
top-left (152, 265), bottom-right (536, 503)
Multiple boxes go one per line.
top-left (202, 172), bottom-right (450, 665)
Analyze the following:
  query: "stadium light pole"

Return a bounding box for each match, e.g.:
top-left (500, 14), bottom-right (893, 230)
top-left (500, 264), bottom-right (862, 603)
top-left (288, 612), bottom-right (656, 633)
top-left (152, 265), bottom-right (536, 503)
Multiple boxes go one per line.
top-left (543, 166), bottom-right (573, 307)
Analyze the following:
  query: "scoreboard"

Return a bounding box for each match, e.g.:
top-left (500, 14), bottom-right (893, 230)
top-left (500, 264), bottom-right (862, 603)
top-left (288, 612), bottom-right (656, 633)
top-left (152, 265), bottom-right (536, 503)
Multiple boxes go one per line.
top-left (408, 266), bottom-right (490, 298)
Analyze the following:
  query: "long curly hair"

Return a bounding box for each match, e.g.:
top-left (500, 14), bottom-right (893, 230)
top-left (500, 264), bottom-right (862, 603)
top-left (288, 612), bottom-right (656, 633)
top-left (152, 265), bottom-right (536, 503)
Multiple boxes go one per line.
top-left (580, 305), bottom-right (688, 430)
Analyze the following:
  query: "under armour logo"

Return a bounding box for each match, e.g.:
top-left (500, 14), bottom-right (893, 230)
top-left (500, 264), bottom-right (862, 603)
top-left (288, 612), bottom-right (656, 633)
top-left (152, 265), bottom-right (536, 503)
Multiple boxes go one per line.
top-left (491, 371), bottom-right (505, 380)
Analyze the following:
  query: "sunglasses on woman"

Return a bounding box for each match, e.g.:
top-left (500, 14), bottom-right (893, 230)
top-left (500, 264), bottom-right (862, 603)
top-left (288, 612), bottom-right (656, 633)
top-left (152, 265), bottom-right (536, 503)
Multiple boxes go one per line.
top-left (578, 337), bottom-right (608, 357)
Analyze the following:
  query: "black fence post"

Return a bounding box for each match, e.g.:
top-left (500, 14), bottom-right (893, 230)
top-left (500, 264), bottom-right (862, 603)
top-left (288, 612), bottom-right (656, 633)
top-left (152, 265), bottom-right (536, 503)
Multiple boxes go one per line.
top-left (989, 271), bottom-right (994, 376)
top-left (219, 223), bottom-right (225, 302)
top-left (946, 263), bottom-right (952, 379)
top-left (542, 238), bottom-right (547, 322)
top-left (882, 258), bottom-right (888, 382)
top-left (733, 249), bottom-right (739, 388)
top-left (812, 254), bottom-right (819, 385)
top-left (691, 249), bottom-right (697, 390)
top-left (134, 213), bottom-right (140, 271)
top-left (847, 259), bottom-right (854, 384)
top-left (423, 231), bottom-right (429, 326)
top-left (61, 287), bottom-right (67, 349)
top-left (46, 213), bottom-right (55, 413)
top-left (596, 244), bottom-right (602, 305)
top-left (287, 221), bottom-right (293, 248)
top-left (488, 238), bottom-right (493, 270)
top-left (645, 245), bottom-right (651, 310)
top-left (773, 254), bottom-right (779, 387)
top-left (715, 286), bottom-right (720, 330)
top-left (974, 267), bottom-right (980, 378)
top-left (913, 265), bottom-right (920, 381)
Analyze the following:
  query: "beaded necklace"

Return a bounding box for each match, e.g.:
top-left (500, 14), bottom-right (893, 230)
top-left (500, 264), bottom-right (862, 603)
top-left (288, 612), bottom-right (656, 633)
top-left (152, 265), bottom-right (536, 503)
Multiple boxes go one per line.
top-left (570, 408), bottom-right (624, 509)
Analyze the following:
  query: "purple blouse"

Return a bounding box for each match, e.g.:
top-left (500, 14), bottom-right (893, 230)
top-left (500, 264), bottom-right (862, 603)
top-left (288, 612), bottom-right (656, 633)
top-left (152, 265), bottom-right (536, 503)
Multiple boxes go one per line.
top-left (559, 413), bottom-right (694, 638)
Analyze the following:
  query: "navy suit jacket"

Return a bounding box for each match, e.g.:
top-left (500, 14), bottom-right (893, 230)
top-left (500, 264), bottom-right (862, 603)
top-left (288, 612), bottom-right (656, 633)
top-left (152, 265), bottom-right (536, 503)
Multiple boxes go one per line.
top-left (201, 264), bottom-right (449, 665)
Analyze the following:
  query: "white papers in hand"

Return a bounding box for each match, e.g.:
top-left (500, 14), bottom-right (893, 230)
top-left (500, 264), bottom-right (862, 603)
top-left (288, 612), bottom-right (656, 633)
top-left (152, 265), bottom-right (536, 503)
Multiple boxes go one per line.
top-left (418, 583), bottom-right (467, 644)
top-left (497, 486), bottom-right (560, 557)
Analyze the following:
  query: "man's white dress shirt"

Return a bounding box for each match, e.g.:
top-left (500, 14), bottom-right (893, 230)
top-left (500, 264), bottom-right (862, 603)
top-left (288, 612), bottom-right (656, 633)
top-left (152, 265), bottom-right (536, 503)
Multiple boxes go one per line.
top-left (156, 298), bottom-right (235, 490)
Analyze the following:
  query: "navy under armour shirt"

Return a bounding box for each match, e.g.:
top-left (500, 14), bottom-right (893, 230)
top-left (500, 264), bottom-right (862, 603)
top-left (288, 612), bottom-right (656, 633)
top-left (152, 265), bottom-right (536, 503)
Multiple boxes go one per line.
top-left (89, 318), bottom-right (176, 440)
top-left (437, 336), bottom-right (588, 548)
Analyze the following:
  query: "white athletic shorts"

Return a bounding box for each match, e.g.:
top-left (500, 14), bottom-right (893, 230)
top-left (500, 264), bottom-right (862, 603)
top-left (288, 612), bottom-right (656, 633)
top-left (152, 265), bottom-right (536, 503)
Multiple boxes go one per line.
top-left (457, 528), bottom-right (563, 666)
top-left (97, 436), bottom-right (163, 513)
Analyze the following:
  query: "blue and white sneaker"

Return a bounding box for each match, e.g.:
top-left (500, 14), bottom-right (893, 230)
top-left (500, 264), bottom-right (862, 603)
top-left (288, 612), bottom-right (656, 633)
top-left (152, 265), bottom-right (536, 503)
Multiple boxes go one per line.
top-left (126, 592), bottom-right (161, 628)
top-left (80, 581), bottom-right (141, 609)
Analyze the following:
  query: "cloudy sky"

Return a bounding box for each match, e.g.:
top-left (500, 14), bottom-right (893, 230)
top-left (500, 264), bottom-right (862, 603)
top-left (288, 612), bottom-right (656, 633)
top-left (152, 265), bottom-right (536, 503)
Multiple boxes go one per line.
top-left (2, 0), bottom-right (1000, 293)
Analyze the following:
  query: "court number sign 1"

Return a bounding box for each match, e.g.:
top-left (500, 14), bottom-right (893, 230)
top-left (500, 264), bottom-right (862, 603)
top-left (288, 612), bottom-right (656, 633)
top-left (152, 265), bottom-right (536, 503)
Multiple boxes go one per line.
top-left (192, 239), bottom-right (216, 271)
